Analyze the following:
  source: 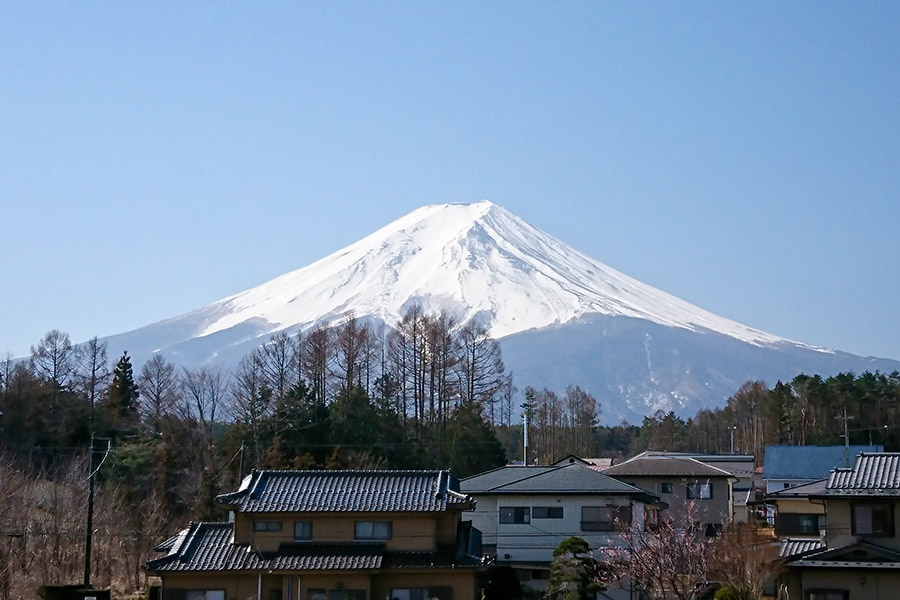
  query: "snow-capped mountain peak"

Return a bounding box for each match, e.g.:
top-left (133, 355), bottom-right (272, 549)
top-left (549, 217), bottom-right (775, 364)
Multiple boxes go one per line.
top-left (191, 200), bottom-right (789, 347)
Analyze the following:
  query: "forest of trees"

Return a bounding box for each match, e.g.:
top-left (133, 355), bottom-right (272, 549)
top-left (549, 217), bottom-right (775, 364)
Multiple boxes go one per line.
top-left (1, 308), bottom-right (899, 597)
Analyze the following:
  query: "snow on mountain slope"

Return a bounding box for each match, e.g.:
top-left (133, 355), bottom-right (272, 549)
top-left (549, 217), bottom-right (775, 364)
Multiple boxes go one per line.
top-left (185, 200), bottom-right (806, 350)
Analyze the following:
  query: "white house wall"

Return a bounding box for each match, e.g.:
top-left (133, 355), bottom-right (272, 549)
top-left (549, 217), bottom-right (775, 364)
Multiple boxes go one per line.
top-left (470, 493), bottom-right (643, 564)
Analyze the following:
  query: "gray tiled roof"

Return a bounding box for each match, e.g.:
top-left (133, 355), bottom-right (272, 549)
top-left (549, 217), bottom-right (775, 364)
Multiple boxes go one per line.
top-left (785, 540), bottom-right (900, 569)
top-left (147, 522), bottom-right (385, 572)
top-left (763, 445), bottom-right (882, 481)
top-left (602, 457), bottom-right (732, 478)
top-left (217, 470), bottom-right (472, 513)
top-left (146, 522), bottom-right (487, 574)
top-left (779, 538), bottom-right (825, 558)
top-left (461, 466), bottom-right (559, 491)
top-left (461, 463), bottom-right (649, 497)
top-left (824, 453), bottom-right (900, 496)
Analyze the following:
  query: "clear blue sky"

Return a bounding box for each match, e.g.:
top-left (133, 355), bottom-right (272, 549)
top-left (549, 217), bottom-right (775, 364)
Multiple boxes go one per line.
top-left (2, 2), bottom-right (898, 361)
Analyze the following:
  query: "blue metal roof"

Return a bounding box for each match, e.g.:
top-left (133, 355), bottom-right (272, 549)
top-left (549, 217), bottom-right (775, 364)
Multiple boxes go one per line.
top-left (763, 445), bottom-right (882, 481)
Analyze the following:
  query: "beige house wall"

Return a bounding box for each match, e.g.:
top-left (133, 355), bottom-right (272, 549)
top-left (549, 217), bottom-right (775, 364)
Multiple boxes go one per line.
top-left (236, 512), bottom-right (439, 551)
top-left (158, 570), bottom-right (480, 600)
top-left (373, 571), bottom-right (478, 600)
top-left (776, 498), bottom-right (825, 515)
top-left (825, 498), bottom-right (900, 551)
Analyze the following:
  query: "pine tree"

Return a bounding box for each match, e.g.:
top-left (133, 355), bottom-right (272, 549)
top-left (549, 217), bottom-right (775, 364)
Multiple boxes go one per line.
top-left (100, 351), bottom-right (140, 439)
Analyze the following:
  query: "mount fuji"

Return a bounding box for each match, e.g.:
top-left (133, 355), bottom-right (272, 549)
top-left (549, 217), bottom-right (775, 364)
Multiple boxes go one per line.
top-left (102, 201), bottom-right (900, 423)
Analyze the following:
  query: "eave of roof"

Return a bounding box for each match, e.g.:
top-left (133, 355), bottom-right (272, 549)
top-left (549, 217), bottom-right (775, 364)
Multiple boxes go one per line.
top-left (784, 540), bottom-right (900, 569)
top-left (766, 478), bottom-right (828, 499)
top-left (145, 523), bottom-right (489, 574)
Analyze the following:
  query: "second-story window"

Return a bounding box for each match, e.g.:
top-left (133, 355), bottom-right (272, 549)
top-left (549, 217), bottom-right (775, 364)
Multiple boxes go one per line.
top-left (581, 506), bottom-right (631, 531)
top-left (294, 521), bottom-right (312, 540)
top-left (355, 521), bottom-right (392, 540)
top-left (253, 520), bottom-right (282, 532)
top-left (686, 482), bottom-right (713, 499)
top-left (660, 482), bottom-right (673, 494)
top-left (532, 506), bottom-right (563, 519)
top-left (775, 513), bottom-right (824, 536)
top-left (852, 503), bottom-right (894, 536)
top-left (499, 507), bottom-right (530, 524)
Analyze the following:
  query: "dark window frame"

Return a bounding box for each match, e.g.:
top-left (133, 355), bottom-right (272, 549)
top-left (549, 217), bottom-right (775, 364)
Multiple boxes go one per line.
top-left (686, 482), bottom-right (713, 499)
top-left (252, 520), bottom-right (282, 532)
top-left (354, 520), bottom-right (392, 540)
top-left (660, 482), bottom-right (673, 494)
top-left (293, 520), bottom-right (312, 540)
top-left (806, 590), bottom-right (849, 600)
top-left (775, 513), bottom-right (823, 536)
top-left (185, 591), bottom-right (226, 600)
top-left (851, 502), bottom-right (894, 536)
top-left (581, 505), bottom-right (631, 532)
top-left (532, 506), bottom-right (564, 519)
top-left (499, 506), bottom-right (531, 524)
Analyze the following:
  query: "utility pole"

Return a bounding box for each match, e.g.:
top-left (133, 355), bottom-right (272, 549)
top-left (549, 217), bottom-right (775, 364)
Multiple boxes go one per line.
top-left (522, 390), bottom-right (534, 466)
top-left (84, 436), bottom-right (111, 588)
top-left (729, 425), bottom-right (737, 455)
top-left (836, 408), bottom-right (854, 467)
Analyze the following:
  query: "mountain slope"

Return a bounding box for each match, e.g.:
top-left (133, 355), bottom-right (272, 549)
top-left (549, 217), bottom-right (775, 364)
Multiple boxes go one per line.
top-left (101, 200), bottom-right (900, 420)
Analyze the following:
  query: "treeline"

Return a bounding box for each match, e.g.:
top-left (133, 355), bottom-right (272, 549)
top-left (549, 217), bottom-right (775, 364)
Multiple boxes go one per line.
top-left (3, 312), bottom-right (898, 595)
top-left (0, 308), bottom-right (519, 596)
top-left (500, 372), bottom-right (900, 465)
top-left (626, 371), bottom-right (900, 459)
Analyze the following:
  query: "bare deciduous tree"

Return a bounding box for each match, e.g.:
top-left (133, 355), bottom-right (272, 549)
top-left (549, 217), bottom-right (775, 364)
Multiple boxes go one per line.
top-left (138, 354), bottom-right (181, 435)
top-left (180, 365), bottom-right (228, 444)
top-left (605, 501), bottom-right (715, 600)
top-left (30, 329), bottom-right (77, 389)
top-left (708, 523), bottom-right (781, 600)
top-left (74, 336), bottom-right (110, 427)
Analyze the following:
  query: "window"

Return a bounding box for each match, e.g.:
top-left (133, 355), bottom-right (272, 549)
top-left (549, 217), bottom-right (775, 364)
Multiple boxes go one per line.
top-left (309, 590), bottom-right (366, 600)
top-left (500, 506), bottom-right (530, 524)
top-left (581, 506), bottom-right (631, 531)
top-left (775, 513), bottom-right (824, 536)
top-left (253, 520), bottom-right (282, 532)
top-left (686, 482), bottom-right (713, 499)
top-left (704, 523), bottom-right (723, 537)
top-left (354, 520), bottom-right (392, 540)
top-left (532, 506), bottom-right (563, 519)
top-left (807, 591), bottom-right (848, 600)
top-left (186, 592), bottom-right (225, 600)
top-left (852, 503), bottom-right (894, 536)
top-left (294, 520), bottom-right (312, 540)
top-left (390, 588), bottom-right (451, 600)
top-left (660, 482), bottom-right (673, 494)
top-left (327, 592), bottom-right (364, 600)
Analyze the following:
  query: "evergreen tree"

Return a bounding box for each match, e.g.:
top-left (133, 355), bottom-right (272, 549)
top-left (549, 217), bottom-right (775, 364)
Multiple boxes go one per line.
top-left (100, 351), bottom-right (140, 439)
top-left (443, 400), bottom-right (506, 477)
top-left (546, 537), bottom-right (607, 600)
